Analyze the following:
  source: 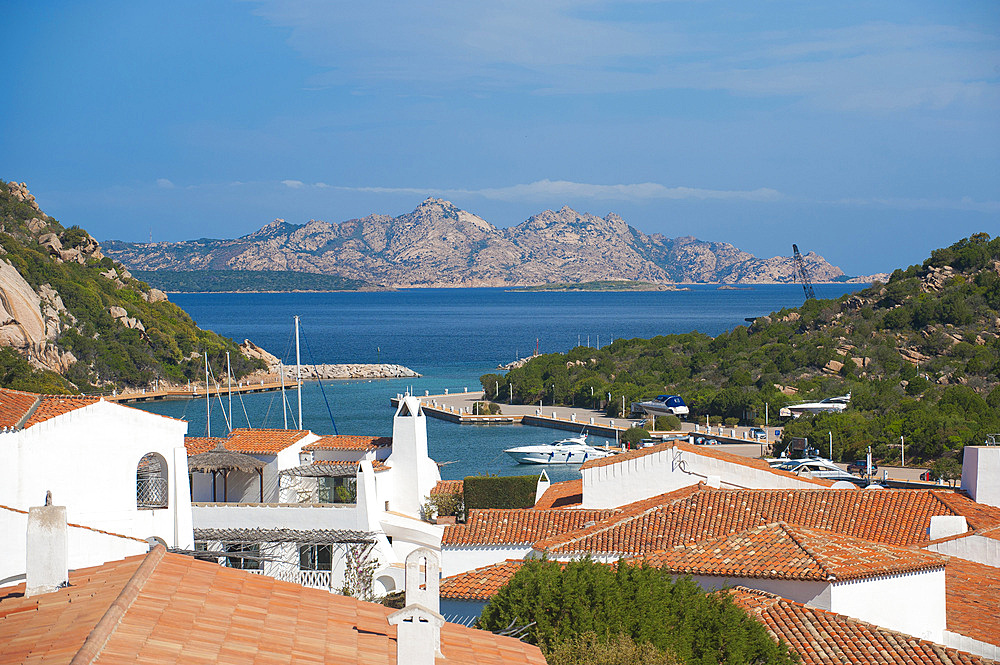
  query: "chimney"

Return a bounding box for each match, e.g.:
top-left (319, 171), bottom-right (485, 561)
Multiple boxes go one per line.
top-left (388, 547), bottom-right (444, 665)
top-left (25, 491), bottom-right (68, 597)
top-left (961, 445), bottom-right (1000, 508)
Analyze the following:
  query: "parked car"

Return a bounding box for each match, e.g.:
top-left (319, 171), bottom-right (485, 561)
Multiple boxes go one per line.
top-left (919, 470), bottom-right (933, 481)
top-left (847, 459), bottom-right (878, 475)
top-left (748, 427), bottom-right (767, 440)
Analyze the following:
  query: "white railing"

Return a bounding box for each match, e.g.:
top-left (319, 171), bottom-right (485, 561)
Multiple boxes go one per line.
top-left (297, 569), bottom-right (334, 590)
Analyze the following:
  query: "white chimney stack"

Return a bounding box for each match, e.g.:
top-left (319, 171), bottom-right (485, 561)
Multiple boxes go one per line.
top-left (25, 491), bottom-right (68, 597)
top-left (388, 547), bottom-right (444, 664)
top-left (961, 445), bottom-right (1000, 508)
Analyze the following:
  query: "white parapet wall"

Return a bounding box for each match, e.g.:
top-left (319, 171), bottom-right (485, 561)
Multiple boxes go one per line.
top-left (581, 443), bottom-right (825, 509)
top-left (441, 545), bottom-right (535, 577)
top-left (925, 532), bottom-right (1000, 568)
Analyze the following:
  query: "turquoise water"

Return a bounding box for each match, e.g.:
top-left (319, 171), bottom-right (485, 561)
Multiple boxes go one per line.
top-left (135, 284), bottom-right (862, 482)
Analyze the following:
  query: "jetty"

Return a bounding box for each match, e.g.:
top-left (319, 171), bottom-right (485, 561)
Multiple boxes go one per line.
top-left (389, 389), bottom-right (776, 451)
top-left (103, 363), bottom-right (420, 404)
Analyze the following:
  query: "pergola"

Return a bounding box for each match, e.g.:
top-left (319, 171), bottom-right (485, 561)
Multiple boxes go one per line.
top-left (188, 446), bottom-right (266, 503)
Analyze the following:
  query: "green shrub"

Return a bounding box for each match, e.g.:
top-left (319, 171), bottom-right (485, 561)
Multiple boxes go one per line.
top-left (463, 474), bottom-right (538, 509)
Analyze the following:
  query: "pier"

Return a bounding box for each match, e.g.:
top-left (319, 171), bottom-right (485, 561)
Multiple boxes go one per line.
top-left (390, 389), bottom-right (775, 449)
top-left (102, 380), bottom-right (292, 404)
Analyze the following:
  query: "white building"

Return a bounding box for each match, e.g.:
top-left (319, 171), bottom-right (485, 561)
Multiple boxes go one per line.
top-left (0, 388), bottom-right (192, 585)
top-left (185, 395), bottom-right (443, 596)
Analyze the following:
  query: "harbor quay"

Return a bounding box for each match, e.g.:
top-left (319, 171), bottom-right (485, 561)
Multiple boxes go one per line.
top-left (393, 389), bottom-right (934, 483)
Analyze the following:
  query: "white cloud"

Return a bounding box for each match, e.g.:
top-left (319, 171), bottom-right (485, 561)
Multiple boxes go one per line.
top-left (334, 179), bottom-right (783, 202)
top-left (281, 179), bottom-right (305, 189)
top-left (156, 178), bottom-right (175, 189)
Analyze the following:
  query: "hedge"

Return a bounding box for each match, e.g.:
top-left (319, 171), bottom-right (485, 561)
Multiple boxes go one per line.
top-left (463, 474), bottom-right (539, 509)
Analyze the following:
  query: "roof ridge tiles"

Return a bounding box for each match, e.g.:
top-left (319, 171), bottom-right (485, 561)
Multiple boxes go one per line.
top-left (70, 544), bottom-right (166, 664)
top-left (779, 522), bottom-right (835, 581)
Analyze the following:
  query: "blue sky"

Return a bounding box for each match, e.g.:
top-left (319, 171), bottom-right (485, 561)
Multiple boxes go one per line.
top-left (1, 1), bottom-right (997, 275)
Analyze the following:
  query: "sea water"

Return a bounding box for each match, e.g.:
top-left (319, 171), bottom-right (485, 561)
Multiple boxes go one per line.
top-left (135, 284), bottom-right (863, 482)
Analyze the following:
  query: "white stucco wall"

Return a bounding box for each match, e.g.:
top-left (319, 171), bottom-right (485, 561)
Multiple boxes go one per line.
top-left (582, 445), bottom-right (823, 509)
top-left (441, 545), bottom-right (534, 577)
top-left (0, 507), bottom-right (150, 585)
top-left (925, 533), bottom-right (1000, 568)
top-left (0, 400), bottom-right (192, 575)
top-left (962, 446), bottom-right (1000, 508)
top-left (828, 568), bottom-right (946, 643)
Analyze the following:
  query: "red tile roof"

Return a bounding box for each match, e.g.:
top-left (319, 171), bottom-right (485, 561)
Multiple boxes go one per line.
top-left (534, 479), bottom-right (583, 509)
top-left (305, 435), bottom-right (391, 451)
top-left (184, 436), bottom-right (226, 454)
top-left (0, 388), bottom-right (101, 429)
top-left (185, 429), bottom-right (311, 455)
top-left (443, 508), bottom-right (616, 546)
top-left (639, 522), bottom-right (945, 581)
top-left (537, 486), bottom-right (1000, 557)
top-left (432, 480), bottom-right (465, 496)
top-left (580, 440), bottom-right (834, 487)
top-left (0, 547), bottom-right (546, 665)
top-left (730, 587), bottom-right (994, 665)
top-left (440, 560), bottom-right (527, 601)
top-left (946, 556), bottom-right (1000, 648)
top-left (0, 389), bottom-right (41, 428)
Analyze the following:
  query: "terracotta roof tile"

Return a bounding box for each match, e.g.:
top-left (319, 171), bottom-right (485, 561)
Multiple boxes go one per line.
top-left (730, 586), bottom-right (995, 665)
top-left (25, 395), bottom-right (101, 427)
top-left (432, 480), bottom-right (464, 496)
top-left (537, 487), bottom-right (1000, 557)
top-left (443, 508), bottom-right (616, 546)
top-left (0, 388), bottom-right (40, 428)
top-left (0, 387), bottom-right (105, 429)
top-left (185, 429), bottom-right (310, 456)
top-left (305, 435), bottom-right (391, 452)
top-left (581, 440), bottom-right (834, 487)
top-left (440, 560), bottom-right (527, 601)
top-left (639, 522), bottom-right (945, 581)
top-left (0, 548), bottom-right (546, 665)
top-left (946, 556), bottom-right (1000, 647)
top-left (534, 479), bottom-right (582, 509)
top-left (184, 436), bottom-right (226, 455)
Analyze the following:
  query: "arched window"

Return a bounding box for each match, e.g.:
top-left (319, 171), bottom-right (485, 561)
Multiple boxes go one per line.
top-left (137, 452), bottom-right (169, 509)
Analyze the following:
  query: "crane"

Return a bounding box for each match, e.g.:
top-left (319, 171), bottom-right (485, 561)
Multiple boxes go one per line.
top-left (792, 244), bottom-right (816, 301)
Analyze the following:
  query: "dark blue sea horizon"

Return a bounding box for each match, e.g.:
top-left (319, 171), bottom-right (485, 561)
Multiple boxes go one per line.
top-left (135, 284), bottom-right (864, 482)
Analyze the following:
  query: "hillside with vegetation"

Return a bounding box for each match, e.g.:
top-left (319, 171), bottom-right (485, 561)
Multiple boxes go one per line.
top-left (132, 269), bottom-right (373, 293)
top-left (0, 181), bottom-right (262, 393)
top-left (481, 234), bottom-right (1000, 466)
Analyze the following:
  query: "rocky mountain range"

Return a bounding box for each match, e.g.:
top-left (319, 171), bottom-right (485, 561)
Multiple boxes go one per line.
top-left (103, 198), bottom-right (848, 287)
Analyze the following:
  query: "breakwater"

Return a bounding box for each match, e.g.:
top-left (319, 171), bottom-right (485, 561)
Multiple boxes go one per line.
top-left (278, 363), bottom-right (420, 380)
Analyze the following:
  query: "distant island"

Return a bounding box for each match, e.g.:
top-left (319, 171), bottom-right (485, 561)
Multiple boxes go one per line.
top-left (514, 280), bottom-right (689, 292)
top-left (131, 270), bottom-right (377, 293)
top-left (104, 198), bottom-right (855, 288)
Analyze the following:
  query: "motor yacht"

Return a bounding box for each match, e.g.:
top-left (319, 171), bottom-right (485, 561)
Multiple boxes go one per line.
top-left (504, 434), bottom-right (618, 465)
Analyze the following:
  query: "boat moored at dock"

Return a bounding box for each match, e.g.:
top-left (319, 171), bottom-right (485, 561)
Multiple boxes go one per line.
top-left (504, 434), bottom-right (618, 465)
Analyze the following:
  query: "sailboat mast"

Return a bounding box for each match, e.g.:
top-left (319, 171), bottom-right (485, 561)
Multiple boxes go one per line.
top-left (226, 351), bottom-right (233, 433)
top-left (279, 361), bottom-right (287, 429)
top-left (204, 352), bottom-right (211, 437)
top-left (295, 315), bottom-right (302, 429)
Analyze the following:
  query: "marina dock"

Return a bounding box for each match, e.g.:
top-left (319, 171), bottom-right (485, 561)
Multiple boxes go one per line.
top-left (389, 389), bottom-right (774, 449)
top-left (102, 380), bottom-right (292, 404)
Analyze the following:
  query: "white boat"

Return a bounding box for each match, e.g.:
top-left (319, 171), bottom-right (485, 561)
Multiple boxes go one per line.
top-left (773, 457), bottom-right (857, 481)
top-left (634, 394), bottom-right (689, 417)
top-left (779, 393), bottom-right (850, 418)
top-left (504, 434), bottom-right (617, 465)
